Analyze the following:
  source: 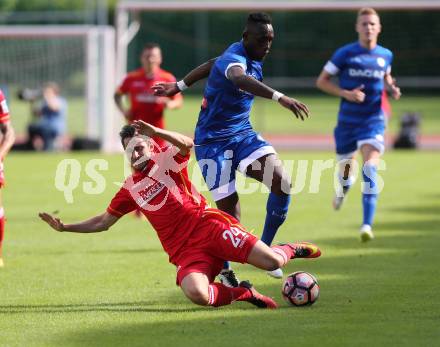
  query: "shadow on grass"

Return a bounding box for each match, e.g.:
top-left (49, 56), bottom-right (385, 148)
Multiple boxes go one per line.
top-left (374, 218), bottom-right (440, 232)
top-left (295, 219), bottom-right (440, 249)
top-left (52, 316), bottom-right (325, 347)
top-left (25, 248), bottom-right (163, 256)
top-left (7, 203), bottom-right (440, 346)
top-left (5, 232), bottom-right (439, 347)
top-left (47, 295), bottom-right (437, 347)
top-left (0, 301), bottom-right (204, 314)
top-left (385, 205), bottom-right (440, 215)
top-left (310, 218), bottom-right (440, 245)
top-left (85, 248), bottom-right (162, 255)
top-left (424, 192), bottom-right (440, 200)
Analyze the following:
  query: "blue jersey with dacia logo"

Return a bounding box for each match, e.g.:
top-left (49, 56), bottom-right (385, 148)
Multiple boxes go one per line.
top-left (324, 42), bottom-right (393, 125)
top-left (194, 41), bottom-right (263, 144)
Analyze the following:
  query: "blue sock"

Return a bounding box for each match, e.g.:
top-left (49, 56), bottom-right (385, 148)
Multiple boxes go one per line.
top-left (362, 164), bottom-right (378, 226)
top-left (261, 193), bottom-right (291, 246)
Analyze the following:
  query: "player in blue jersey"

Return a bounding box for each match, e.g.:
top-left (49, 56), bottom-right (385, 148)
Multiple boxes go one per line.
top-left (316, 7), bottom-right (401, 242)
top-left (153, 12), bottom-right (309, 285)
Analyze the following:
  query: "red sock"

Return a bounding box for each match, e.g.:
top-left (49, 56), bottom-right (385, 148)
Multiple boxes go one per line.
top-left (271, 245), bottom-right (294, 266)
top-left (0, 207), bottom-right (5, 254)
top-left (207, 282), bottom-right (252, 307)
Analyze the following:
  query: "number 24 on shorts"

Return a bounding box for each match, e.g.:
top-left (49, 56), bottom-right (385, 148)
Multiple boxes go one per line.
top-left (222, 227), bottom-right (248, 248)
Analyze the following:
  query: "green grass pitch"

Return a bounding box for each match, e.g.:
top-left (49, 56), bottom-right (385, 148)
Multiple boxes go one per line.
top-left (0, 150), bottom-right (439, 346)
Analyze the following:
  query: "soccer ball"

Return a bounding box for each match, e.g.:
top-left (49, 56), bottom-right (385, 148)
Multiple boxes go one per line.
top-left (282, 271), bottom-right (319, 306)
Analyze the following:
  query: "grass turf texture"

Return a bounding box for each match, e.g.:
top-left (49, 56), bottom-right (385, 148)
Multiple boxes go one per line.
top-left (1, 150), bottom-right (439, 346)
top-left (6, 93), bottom-right (440, 137)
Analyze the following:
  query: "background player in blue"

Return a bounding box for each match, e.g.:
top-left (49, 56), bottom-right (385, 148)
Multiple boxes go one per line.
top-left (316, 7), bottom-right (401, 242)
top-left (153, 13), bottom-right (309, 285)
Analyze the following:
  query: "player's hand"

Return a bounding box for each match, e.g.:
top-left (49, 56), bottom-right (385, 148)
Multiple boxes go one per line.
top-left (279, 96), bottom-right (310, 121)
top-left (389, 82), bottom-right (401, 100)
top-left (152, 82), bottom-right (180, 97)
top-left (39, 212), bottom-right (65, 232)
top-left (342, 85), bottom-right (365, 103)
top-left (132, 120), bottom-right (157, 137)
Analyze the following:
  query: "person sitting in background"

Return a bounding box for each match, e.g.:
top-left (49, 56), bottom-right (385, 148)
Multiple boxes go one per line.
top-left (27, 82), bottom-right (67, 151)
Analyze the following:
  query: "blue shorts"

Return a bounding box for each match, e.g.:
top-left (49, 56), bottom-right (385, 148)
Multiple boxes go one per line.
top-left (195, 132), bottom-right (276, 201)
top-left (334, 120), bottom-right (386, 160)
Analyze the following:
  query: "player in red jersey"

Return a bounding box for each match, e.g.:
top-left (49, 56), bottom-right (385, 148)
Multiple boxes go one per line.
top-left (0, 89), bottom-right (16, 267)
top-left (114, 43), bottom-right (183, 147)
top-left (39, 120), bottom-right (320, 309)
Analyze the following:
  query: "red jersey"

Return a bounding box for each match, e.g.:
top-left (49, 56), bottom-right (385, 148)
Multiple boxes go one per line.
top-left (107, 147), bottom-right (207, 263)
top-left (0, 89), bottom-right (10, 124)
top-left (116, 67), bottom-right (182, 128)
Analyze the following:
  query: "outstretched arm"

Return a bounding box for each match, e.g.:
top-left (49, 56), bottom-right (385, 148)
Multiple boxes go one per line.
top-left (152, 57), bottom-right (217, 97)
top-left (39, 211), bottom-right (119, 233)
top-left (133, 120), bottom-right (193, 156)
top-left (227, 66), bottom-right (309, 120)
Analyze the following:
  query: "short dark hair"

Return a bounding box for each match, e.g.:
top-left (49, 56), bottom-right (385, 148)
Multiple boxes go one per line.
top-left (119, 124), bottom-right (136, 148)
top-left (247, 12), bottom-right (272, 26)
top-left (142, 42), bottom-right (161, 51)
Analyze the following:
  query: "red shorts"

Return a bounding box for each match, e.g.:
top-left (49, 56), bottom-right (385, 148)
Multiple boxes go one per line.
top-left (174, 209), bottom-right (259, 285)
top-left (0, 161), bottom-right (5, 188)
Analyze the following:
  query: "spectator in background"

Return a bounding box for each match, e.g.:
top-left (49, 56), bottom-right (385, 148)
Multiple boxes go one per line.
top-left (114, 43), bottom-right (183, 148)
top-left (27, 82), bottom-right (67, 151)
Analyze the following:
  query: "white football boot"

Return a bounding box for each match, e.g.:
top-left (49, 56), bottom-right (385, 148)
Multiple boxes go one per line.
top-left (267, 268), bottom-right (283, 279)
top-left (360, 224), bottom-right (374, 242)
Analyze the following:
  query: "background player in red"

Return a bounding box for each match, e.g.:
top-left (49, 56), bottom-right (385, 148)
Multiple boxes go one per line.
top-left (0, 89), bottom-right (16, 267)
top-left (114, 43), bottom-right (183, 147)
top-left (39, 120), bottom-right (320, 309)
